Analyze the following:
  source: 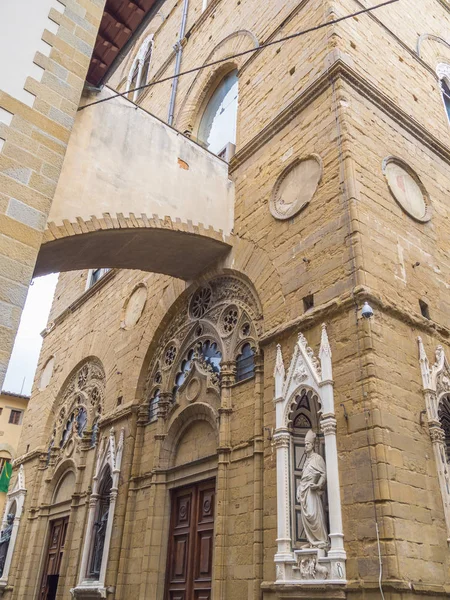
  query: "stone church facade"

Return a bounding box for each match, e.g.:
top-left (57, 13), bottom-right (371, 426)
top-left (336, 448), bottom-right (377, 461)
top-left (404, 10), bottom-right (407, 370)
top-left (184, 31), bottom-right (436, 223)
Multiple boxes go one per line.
top-left (1, 0), bottom-right (450, 599)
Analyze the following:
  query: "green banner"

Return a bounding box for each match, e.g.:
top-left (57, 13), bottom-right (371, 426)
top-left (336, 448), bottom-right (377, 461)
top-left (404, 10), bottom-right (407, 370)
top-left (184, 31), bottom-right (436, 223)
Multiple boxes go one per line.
top-left (0, 463), bottom-right (12, 493)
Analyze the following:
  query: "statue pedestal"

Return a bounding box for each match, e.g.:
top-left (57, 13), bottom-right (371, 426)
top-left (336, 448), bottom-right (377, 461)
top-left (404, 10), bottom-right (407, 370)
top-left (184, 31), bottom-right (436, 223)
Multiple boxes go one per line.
top-left (274, 548), bottom-right (346, 585)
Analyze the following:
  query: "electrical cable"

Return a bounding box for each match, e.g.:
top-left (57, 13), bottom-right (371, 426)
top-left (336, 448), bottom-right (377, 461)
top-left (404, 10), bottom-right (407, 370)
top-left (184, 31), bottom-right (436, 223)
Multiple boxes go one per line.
top-left (79, 0), bottom-right (400, 111)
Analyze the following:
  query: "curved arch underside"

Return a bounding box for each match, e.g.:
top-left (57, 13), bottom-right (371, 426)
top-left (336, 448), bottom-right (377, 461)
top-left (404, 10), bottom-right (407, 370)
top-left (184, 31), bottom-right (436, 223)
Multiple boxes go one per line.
top-left (34, 224), bottom-right (231, 280)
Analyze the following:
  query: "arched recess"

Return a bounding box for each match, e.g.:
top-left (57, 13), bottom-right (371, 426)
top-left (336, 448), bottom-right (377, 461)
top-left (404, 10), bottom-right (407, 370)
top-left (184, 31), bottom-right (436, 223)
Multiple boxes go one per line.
top-left (49, 461), bottom-right (77, 506)
top-left (52, 470), bottom-right (76, 505)
top-left (417, 34), bottom-right (450, 71)
top-left (175, 30), bottom-right (259, 135)
top-left (44, 358), bottom-right (105, 473)
top-left (160, 403), bottom-right (219, 469)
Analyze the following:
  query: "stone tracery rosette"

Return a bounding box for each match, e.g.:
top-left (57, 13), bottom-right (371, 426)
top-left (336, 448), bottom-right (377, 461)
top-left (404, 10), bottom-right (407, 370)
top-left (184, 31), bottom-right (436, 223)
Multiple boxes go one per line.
top-left (273, 325), bottom-right (346, 584)
top-left (144, 276), bottom-right (261, 418)
top-left (418, 338), bottom-right (450, 544)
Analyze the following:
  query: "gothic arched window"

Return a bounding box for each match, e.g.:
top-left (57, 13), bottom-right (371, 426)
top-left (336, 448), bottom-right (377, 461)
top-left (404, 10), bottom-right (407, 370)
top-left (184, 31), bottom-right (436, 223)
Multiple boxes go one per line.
top-left (198, 69), bottom-right (238, 158)
top-left (235, 343), bottom-right (255, 382)
top-left (88, 467), bottom-right (112, 580)
top-left (127, 36), bottom-right (153, 102)
top-left (148, 389), bottom-right (160, 422)
top-left (437, 64), bottom-right (450, 123)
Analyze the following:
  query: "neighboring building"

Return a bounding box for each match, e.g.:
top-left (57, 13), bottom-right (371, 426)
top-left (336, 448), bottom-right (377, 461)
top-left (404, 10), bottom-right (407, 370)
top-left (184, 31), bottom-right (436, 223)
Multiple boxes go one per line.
top-left (0, 1), bottom-right (450, 600)
top-left (0, 392), bottom-right (29, 517)
top-left (0, 0), bottom-right (107, 394)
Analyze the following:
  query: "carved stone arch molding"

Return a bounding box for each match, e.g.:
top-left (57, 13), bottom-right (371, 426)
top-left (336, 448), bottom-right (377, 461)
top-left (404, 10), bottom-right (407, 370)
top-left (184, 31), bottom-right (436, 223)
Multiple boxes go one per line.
top-left (0, 465), bottom-right (26, 594)
top-left (45, 358), bottom-right (106, 472)
top-left (175, 30), bottom-right (259, 134)
top-left (273, 325), bottom-right (346, 584)
top-left (72, 427), bottom-right (125, 599)
top-left (417, 34), bottom-right (450, 71)
top-left (417, 338), bottom-right (450, 545)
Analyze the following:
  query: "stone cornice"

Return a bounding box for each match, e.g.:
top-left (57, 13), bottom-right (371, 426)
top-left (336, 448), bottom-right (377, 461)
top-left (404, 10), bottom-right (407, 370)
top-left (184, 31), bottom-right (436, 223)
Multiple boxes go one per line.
top-left (230, 58), bottom-right (450, 172)
top-left (260, 285), bottom-right (450, 347)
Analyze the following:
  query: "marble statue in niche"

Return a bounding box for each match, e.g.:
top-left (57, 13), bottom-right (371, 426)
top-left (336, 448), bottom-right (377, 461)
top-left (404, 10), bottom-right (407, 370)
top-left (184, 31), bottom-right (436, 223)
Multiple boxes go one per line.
top-left (0, 514), bottom-right (14, 576)
top-left (296, 430), bottom-right (328, 548)
top-left (90, 509), bottom-right (109, 578)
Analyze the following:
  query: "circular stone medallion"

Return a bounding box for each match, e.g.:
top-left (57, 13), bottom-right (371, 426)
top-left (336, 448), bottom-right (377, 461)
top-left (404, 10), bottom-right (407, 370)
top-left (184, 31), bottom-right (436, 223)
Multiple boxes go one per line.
top-left (270, 155), bottom-right (322, 220)
top-left (383, 158), bottom-right (431, 222)
top-left (122, 285), bottom-right (147, 329)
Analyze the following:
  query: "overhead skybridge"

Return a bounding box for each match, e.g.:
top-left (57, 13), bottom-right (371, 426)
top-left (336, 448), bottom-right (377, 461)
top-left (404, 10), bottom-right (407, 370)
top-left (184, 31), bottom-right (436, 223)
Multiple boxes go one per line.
top-left (34, 90), bottom-right (234, 281)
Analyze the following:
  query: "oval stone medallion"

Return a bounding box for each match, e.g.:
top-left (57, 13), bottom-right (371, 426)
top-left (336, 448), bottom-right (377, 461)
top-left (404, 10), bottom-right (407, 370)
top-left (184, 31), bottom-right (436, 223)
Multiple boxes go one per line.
top-left (270, 155), bottom-right (322, 220)
top-left (383, 158), bottom-right (431, 222)
top-left (121, 285), bottom-right (147, 329)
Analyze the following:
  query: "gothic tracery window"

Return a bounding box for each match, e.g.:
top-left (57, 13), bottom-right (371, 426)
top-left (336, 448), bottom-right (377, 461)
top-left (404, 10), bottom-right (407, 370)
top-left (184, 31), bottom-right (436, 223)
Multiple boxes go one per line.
top-left (235, 343), bottom-right (255, 382)
top-left (49, 360), bottom-right (105, 462)
top-left (148, 389), bottom-right (160, 422)
top-left (144, 276), bottom-right (261, 416)
top-left (127, 36), bottom-right (154, 102)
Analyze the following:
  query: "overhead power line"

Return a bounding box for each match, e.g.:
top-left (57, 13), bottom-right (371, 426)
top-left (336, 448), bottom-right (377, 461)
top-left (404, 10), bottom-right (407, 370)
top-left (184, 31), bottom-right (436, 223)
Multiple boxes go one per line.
top-left (79, 0), bottom-right (400, 111)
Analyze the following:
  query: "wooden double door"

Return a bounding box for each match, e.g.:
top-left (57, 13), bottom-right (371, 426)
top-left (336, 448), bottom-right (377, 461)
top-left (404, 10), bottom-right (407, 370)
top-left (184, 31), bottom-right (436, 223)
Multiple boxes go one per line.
top-left (38, 517), bottom-right (69, 600)
top-left (165, 480), bottom-right (215, 600)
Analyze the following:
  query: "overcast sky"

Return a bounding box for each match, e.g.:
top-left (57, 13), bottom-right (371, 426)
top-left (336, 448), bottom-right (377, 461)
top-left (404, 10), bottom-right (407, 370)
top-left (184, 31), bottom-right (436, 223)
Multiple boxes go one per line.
top-left (3, 273), bottom-right (58, 396)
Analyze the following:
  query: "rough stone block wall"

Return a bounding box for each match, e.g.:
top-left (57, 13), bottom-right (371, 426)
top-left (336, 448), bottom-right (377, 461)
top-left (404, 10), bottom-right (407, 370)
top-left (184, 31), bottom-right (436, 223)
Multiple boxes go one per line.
top-left (0, 0), bottom-right (106, 389)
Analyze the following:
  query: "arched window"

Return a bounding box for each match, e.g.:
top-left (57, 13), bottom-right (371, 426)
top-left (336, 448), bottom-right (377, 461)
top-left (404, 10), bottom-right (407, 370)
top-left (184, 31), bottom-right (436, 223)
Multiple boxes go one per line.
top-left (127, 36), bottom-right (153, 102)
top-left (139, 42), bottom-right (153, 92)
top-left (148, 389), bottom-right (160, 422)
top-left (198, 69), bottom-right (238, 158)
top-left (88, 467), bottom-right (112, 580)
top-left (437, 64), bottom-right (450, 122)
top-left (173, 340), bottom-right (222, 394)
top-left (235, 343), bottom-right (255, 382)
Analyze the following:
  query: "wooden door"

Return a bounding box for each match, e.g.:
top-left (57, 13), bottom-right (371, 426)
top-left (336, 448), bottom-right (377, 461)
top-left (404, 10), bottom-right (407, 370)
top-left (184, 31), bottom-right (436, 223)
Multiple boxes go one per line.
top-left (38, 517), bottom-right (69, 600)
top-left (166, 480), bottom-right (215, 600)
